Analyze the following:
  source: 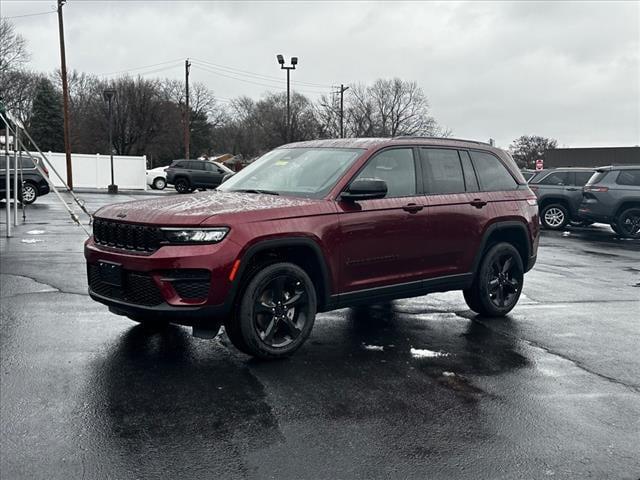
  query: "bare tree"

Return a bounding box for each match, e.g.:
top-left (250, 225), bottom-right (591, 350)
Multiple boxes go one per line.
top-left (0, 19), bottom-right (30, 74)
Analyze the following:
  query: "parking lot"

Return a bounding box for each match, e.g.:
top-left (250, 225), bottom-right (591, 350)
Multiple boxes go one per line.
top-left (1, 192), bottom-right (639, 479)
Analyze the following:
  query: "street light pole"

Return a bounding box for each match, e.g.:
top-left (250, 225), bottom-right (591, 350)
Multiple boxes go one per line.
top-left (103, 88), bottom-right (117, 194)
top-left (276, 54), bottom-right (297, 143)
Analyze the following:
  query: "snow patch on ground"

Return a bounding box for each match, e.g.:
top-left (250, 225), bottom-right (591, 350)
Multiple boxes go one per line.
top-left (410, 347), bottom-right (448, 359)
top-left (363, 344), bottom-right (384, 352)
top-left (21, 238), bottom-right (44, 244)
top-left (26, 230), bottom-right (46, 235)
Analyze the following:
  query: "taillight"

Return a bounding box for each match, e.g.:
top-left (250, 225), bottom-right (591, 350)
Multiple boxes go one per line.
top-left (42, 165), bottom-right (49, 176)
top-left (584, 185), bottom-right (608, 193)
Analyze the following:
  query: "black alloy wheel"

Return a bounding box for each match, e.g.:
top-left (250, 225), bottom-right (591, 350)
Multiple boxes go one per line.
top-left (463, 242), bottom-right (524, 317)
top-left (174, 178), bottom-right (190, 193)
top-left (617, 208), bottom-right (640, 238)
top-left (232, 262), bottom-right (317, 359)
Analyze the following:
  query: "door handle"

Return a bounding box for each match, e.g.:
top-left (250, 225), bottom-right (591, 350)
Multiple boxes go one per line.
top-left (566, 187), bottom-right (579, 191)
top-left (402, 203), bottom-right (424, 213)
top-left (470, 199), bottom-right (488, 209)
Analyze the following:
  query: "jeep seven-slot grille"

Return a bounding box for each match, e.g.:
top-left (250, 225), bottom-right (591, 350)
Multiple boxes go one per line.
top-left (93, 218), bottom-right (161, 252)
top-left (88, 264), bottom-right (164, 306)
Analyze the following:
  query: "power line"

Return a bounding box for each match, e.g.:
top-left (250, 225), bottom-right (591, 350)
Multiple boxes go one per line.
top-left (192, 63), bottom-right (331, 95)
top-left (191, 58), bottom-right (333, 88)
top-left (97, 59), bottom-right (184, 77)
top-left (1, 10), bottom-right (56, 19)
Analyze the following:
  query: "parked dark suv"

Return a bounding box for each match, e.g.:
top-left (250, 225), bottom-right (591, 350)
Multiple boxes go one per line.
top-left (165, 159), bottom-right (234, 193)
top-left (0, 153), bottom-right (50, 204)
top-left (528, 167), bottom-right (595, 229)
top-left (85, 138), bottom-right (539, 359)
top-left (579, 165), bottom-right (640, 238)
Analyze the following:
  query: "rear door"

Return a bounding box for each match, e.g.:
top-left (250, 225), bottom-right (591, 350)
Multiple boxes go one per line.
top-left (204, 162), bottom-right (225, 186)
top-left (419, 148), bottom-right (486, 277)
top-left (337, 147), bottom-right (429, 292)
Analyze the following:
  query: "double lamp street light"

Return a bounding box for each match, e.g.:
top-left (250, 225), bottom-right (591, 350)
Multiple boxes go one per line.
top-left (277, 54), bottom-right (297, 143)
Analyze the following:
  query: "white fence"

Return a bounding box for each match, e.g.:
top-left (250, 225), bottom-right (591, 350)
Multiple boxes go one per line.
top-left (34, 151), bottom-right (147, 190)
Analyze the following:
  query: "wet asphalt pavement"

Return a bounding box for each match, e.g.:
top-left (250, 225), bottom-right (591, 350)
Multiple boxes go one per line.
top-left (1, 192), bottom-right (639, 480)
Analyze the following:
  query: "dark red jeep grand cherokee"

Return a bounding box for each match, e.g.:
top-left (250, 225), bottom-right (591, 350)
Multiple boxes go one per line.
top-left (85, 137), bottom-right (539, 358)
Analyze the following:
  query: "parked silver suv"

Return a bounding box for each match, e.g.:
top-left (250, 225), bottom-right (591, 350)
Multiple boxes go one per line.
top-left (529, 168), bottom-right (595, 229)
top-left (578, 166), bottom-right (640, 238)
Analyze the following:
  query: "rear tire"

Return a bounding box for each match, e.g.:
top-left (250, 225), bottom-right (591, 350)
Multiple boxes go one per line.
top-left (20, 182), bottom-right (38, 205)
top-left (153, 177), bottom-right (166, 190)
top-left (616, 207), bottom-right (640, 238)
top-left (463, 242), bottom-right (524, 317)
top-left (540, 203), bottom-right (569, 230)
top-left (231, 262), bottom-right (317, 359)
top-left (174, 177), bottom-right (191, 193)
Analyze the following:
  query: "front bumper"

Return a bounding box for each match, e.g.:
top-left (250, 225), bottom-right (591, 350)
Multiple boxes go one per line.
top-left (84, 237), bottom-right (240, 322)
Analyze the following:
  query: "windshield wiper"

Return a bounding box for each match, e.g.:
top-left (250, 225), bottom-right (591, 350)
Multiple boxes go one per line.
top-left (230, 188), bottom-right (280, 196)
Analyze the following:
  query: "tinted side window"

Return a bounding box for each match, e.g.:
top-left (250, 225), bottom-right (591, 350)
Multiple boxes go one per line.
top-left (470, 151), bottom-right (518, 191)
top-left (205, 162), bottom-right (217, 172)
top-left (189, 161), bottom-right (205, 170)
top-left (354, 148), bottom-right (416, 198)
top-left (420, 148), bottom-right (465, 195)
top-left (616, 170), bottom-right (640, 186)
top-left (459, 151), bottom-right (479, 192)
top-left (574, 171), bottom-right (594, 186)
top-left (539, 171), bottom-right (570, 186)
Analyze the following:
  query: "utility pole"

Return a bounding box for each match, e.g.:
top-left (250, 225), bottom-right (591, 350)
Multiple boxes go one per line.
top-left (184, 58), bottom-right (191, 160)
top-left (338, 84), bottom-right (349, 138)
top-left (57, 0), bottom-right (73, 190)
top-left (276, 55), bottom-right (298, 143)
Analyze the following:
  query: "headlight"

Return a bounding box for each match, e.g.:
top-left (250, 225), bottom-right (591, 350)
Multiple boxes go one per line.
top-left (161, 227), bottom-right (229, 244)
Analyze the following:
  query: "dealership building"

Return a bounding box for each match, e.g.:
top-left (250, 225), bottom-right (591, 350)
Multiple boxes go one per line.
top-left (544, 146), bottom-right (640, 168)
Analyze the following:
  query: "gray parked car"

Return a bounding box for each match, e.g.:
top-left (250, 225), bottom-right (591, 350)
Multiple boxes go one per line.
top-left (529, 167), bottom-right (595, 229)
top-left (578, 165), bottom-right (640, 238)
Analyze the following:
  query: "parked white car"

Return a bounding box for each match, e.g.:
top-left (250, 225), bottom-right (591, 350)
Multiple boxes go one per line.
top-left (146, 166), bottom-right (167, 190)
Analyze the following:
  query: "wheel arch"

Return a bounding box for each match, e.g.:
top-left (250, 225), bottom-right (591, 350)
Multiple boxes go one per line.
top-left (230, 237), bottom-right (333, 311)
top-left (614, 199), bottom-right (640, 219)
top-left (538, 196), bottom-right (570, 211)
top-left (472, 221), bottom-right (532, 274)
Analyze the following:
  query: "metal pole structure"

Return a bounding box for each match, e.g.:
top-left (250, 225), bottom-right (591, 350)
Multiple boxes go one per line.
top-left (276, 55), bottom-right (297, 143)
top-left (13, 127), bottom-right (19, 225)
top-left (286, 68), bottom-right (290, 143)
top-left (57, 0), bottom-right (73, 190)
top-left (339, 84), bottom-right (349, 138)
top-left (184, 58), bottom-right (191, 160)
top-left (4, 116), bottom-right (11, 237)
top-left (103, 88), bottom-right (117, 193)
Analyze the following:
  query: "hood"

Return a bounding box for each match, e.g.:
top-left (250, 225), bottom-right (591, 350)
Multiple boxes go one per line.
top-left (94, 191), bottom-right (324, 226)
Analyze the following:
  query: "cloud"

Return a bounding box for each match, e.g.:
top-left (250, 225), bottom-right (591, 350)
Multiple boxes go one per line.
top-left (4, 0), bottom-right (639, 147)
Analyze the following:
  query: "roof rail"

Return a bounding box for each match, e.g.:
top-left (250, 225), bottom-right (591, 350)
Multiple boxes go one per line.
top-left (392, 136), bottom-right (493, 146)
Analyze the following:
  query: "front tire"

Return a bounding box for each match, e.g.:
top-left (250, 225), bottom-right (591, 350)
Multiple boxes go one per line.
top-left (231, 262), bottom-right (317, 359)
top-left (464, 242), bottom-right (524, 317)
top-left (540, 203), bottom-right (569, 230)
top-left (616, 207), bottom-right (640, 238)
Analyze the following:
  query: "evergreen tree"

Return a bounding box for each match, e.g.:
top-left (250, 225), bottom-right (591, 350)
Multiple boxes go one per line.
top-left (29, 78), bottom-right (64, 151)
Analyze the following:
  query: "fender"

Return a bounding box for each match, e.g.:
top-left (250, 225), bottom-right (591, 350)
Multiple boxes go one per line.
top-left (471, 220), bottom-right (533, 274)
top-left (227, 236), bottom-right (333, 310)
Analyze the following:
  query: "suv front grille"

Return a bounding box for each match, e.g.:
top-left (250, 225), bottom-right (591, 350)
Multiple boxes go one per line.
top-left (88, 265), bottom-right (164, 306)
top-left (93, 218), bottom-right (161, 252)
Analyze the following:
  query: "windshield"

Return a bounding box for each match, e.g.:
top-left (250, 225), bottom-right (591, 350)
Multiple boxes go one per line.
top-left (218, 147), bottom-right (365, 198)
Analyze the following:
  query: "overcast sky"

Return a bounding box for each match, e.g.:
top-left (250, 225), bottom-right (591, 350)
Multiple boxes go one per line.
top-left (2, 0), bottom-right (639, 148)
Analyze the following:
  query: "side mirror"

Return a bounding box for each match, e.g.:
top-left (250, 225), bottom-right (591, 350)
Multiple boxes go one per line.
top-left (341, 178), bottom-right (387, 201)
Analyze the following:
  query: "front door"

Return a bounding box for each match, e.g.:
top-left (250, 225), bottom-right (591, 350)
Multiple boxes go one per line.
top-left (337, 147), bottom-right (428, 293)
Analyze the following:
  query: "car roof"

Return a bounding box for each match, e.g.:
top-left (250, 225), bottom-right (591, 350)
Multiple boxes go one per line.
top-left (280, 136), bottom-right (503, 153)
top-left (594, 164), bottom-right (640, 171)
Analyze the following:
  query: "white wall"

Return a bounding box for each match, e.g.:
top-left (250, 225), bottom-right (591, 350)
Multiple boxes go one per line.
top-left (32, 152), bottom-right (147, 190)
